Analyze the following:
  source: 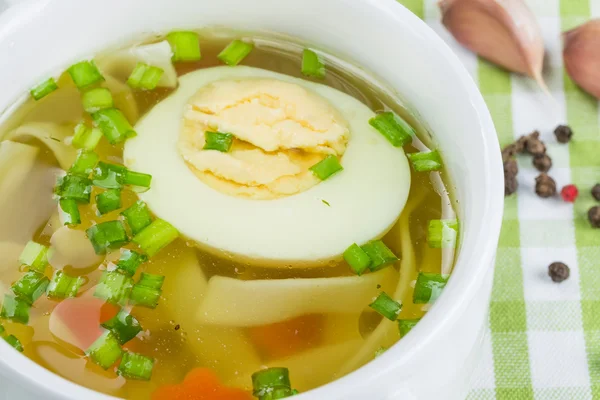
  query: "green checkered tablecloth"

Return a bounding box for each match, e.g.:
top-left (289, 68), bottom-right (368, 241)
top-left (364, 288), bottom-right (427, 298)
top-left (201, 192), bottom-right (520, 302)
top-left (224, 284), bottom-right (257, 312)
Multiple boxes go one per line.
top-left (396, 0), bottom-right (600, 398)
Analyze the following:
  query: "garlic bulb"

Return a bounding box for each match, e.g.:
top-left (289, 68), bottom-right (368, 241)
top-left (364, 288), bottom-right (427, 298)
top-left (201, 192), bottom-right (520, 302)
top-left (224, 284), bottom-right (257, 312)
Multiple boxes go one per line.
top-left (439, 0), bottom-right (545, 85)
top-left (563, 20), bottom-right (600, 99)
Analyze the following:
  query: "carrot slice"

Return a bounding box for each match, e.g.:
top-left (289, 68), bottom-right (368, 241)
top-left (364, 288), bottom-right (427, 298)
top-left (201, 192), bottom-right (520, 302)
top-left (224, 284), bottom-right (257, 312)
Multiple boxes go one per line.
top-left (152, 368), bottom-right (252, 400)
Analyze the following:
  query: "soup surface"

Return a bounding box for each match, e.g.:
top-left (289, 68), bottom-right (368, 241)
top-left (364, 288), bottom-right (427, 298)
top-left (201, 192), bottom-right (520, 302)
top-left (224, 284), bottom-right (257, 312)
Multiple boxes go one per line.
top-left (0, 30), bottom-right (458, 399)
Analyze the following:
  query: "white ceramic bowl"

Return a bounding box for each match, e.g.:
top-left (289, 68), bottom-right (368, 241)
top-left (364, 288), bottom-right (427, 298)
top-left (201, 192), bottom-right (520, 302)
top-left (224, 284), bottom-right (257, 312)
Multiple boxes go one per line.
top-left (0, 0), bottom-right (504, 399)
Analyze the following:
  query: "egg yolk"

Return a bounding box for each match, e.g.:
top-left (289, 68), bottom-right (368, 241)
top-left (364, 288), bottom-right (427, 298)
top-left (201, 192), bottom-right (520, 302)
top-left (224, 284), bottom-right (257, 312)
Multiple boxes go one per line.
top-left (178, 78), bottom-right (350, 199)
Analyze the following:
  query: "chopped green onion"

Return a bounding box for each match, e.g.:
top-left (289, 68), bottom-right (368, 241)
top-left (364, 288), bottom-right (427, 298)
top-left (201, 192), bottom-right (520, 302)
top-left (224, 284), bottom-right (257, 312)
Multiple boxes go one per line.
top-left (361, 240), bottom-right (399, 271)
top-left (18, 241), bottom-right (50, 273)
top-left (55, 174), bottom-right (93, 204)
top-left (133, 219), bottom-right (179, 257)
top-left (46, 270), bottom-right (85, 299)
top-left (117, 352), bottom-right (155, 380)
top-left (428, 219), bottom-right (458, 249)
top-left (92, 161), bottom-right (127, 189)
top-left (11, 272), bottom-right (50, 305)
top-left (30, 77), bottom-right (58, 100)
top-left (96, 189), bottom-right (122, 215)
top-left (309, 155), bottom-right (343, 180)
top-left (121, 201), bottom-right (153, 235)
top-left (81, 87), bottom-right (113, 113)
top-left (375, 346), bottom-right (387, 358)
top-left (94, 271), bottom-right (133, 305)
top-left (167, 31), bottom-right (201, 62)
top-left (121, 170), bottom-right (152, 188)
top-left (68, 60), bottom-right (104, 89)
top-left (72, 123), bottom-right (103, 151)
top-left (218, 39), bottom-right (254, 66)
top-left (301, 49), bottom-right (325, 79)
top-left (252, 367), bottom-right (293, 399)
top-left (398, 318), bottom-right (420, 337)
top-left (129, 273), bottom-right (165, 309)
top-left (1, 295), bottom-right (30, 324)
top-left (343, 243), bottom-right (371, 275)
top-left (86, 331), bottom-right (123, 369)
top-left (101, 309), bottom-right (142, 345)
top-left (413, 273), bottom-right (450, 304)
top-left (116, 250), bottom-right (146, 277)
top-left (92, 108), bottom-right (137, 144)
top-left (86, 221), bottom-right (129, 255)
top-left (59, 198), bottom-right (81, 226)
top-left (203, 131), bottom-right (234, 152)
top-left (407, 150), bottom-right (443, 172)
top-left (127, 62), bottom-right (164, 90)
top-left (369, 112), bottom-right (415, 147)
top-left (369, 292), bottom-right (402, 321)
top-left (69, 150), bottom-right (99, 177)
top-left (4, 335), bottom-right (24, 352)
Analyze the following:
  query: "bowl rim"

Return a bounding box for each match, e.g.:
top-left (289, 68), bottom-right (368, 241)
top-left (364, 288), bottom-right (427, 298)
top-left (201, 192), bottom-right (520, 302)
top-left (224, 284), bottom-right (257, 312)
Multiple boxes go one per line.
top-left (0, 0), bottom-right (504, 399)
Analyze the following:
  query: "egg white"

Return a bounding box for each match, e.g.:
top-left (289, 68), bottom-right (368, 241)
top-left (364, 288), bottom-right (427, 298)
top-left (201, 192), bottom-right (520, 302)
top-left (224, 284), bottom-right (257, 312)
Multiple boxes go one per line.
top-left (124, 66), bottom-right (411, 264)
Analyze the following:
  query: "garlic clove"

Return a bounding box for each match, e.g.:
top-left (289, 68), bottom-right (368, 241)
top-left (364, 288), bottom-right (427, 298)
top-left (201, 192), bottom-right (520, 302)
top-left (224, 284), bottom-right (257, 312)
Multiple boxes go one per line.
top-left (439, 0), bottom-right (545, 86)
top-left (563, 20), bottom-right (600, 99)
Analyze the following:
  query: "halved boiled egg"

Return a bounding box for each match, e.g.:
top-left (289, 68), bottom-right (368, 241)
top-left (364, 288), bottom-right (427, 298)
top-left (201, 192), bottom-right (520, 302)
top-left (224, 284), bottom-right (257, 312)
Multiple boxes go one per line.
top-left (124, 66), bottom-right (410, 264)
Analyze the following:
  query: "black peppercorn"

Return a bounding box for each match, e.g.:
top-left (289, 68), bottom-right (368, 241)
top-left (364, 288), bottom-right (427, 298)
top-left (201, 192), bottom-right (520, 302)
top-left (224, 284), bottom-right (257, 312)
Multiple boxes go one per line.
top-left (505, 176), bottom-right (518, 196)
top-left (524, 131), bottom-right (546, 156)
top-left (504, 158), bottom-right (518, 176)
top-left (592, 184), bottom-right (600, 201)
top-left (548, 262), bottom-right (570, 283)
top-left (532, 153), bottom-right (552, 172)
top-left (174, 324), bottom-right (180, 331)
top-left (502, 143), bottom-right (518, 162)
top-left (588, 206), bottom-right (600, 228)
top-left (535, 173), bottom-right (556, 198)
top-left (554, 125), bottom-right (573, 143)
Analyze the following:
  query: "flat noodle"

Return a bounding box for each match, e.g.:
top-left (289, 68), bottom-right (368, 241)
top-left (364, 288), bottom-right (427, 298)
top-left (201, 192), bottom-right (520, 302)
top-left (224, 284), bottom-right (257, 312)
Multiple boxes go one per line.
top-left (160, 248), bottom-right (262, 380)
top-left (197, 267), bottom-right (398, 327)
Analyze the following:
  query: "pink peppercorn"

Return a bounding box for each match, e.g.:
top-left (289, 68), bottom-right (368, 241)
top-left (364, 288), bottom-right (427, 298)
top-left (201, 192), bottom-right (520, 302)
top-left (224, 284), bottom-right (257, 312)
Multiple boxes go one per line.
top-left (560, 184), bottom-right (579, 203)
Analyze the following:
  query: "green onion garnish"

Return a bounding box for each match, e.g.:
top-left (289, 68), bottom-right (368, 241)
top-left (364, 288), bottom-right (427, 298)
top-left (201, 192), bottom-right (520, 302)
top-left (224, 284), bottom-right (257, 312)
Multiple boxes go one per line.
top-left (69, 150), bottom-right (99, 177)
top-left (72, 123), bottom-right (103, 151)
top-left (428, 219), bottom-right (458, 249)
top-left (95, 189), bottom-right (122, 215)
top-left (218, 39), bottom-right (254, 66)
top-left (301, 49), bottom-right (325, 79)
top-left (203, 131), bottom-right (234, 152)
top-left (121, 170), bottom-right (152, 188)
top-left (407, 150), bottom-right (443, 172)
top-left (68, 60), bottom-right (104, 89)
top-left (129, 273), bottom-right (165, 309)
top-left (121, 201), bottom-right (153, 235)
top-left (4, 335), bottom-right (24, 352)
top-left (309, 155), bottom-right (343, 181)
top-left (115, 250), bottom-right (145, 277)
top-left (81, 87), bottom-right (114, 113)
top-left (369, 292), bottom-right (402, 321)
top-left (46, 270), bottom-right (85, 299)
top-left (55, 174), bottom-right (93, 204)
top-left (398, 318), bottom-right (420, 337)
top-left (101, 309), bottom-right (142, 345)
top-left (252, 367), bottom-right (296, 399)
top-left (11, 272), bottom-right (50, 305)
top-left (18, 241), bottom-right (50, 273)
top-left (94, 271), bottom-right (134, 305)
top-left (375, 346), bottom-right (387, 358)
top-left (30, 77), bottom-right (58, 101)
top-left (361, 240), bottom-right (399, 271)
top-left (86, 221), bottom-right (129, 255)
top-left (92, 161), bottom-right (127, 189)
top-left (59, 198), bottom-right (81, 226)
top-left (86, 331), bottom-right (123, 370)
top-left (92, 108), bottom-right (137, 145)
top-left (167, 31), bottom-right (201, 62)
top-left (343, 243), bottom-right (371, 275)
top-left (117, 352), bottom-right (154, 381)
top-left (127, 62), bottom-right (164, 90)
top-left (0, 295), bottom-right (30, 324)
top-left (413, 273), bottom-right (450, 304)
top-left (133, 219), bottom-right (179, 257)
top-left (369, 112), bottom-right (415, 147)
